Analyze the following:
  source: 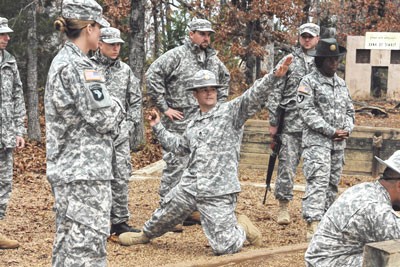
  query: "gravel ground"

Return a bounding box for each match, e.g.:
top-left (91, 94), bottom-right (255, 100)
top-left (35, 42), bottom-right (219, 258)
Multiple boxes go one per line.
top-left (0, 165), bottom-right (375, 267)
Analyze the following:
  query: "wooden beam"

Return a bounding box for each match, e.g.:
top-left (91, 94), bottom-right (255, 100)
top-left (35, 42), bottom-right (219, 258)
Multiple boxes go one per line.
top-left (363, 239), bottom-right (400, 267)
top-left (164, 243), bottom-right (309, 267)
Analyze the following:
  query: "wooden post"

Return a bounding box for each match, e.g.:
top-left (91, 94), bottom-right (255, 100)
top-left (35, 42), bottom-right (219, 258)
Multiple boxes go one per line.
top-left (363, 239), bottom-right (400, 267)
top-left (371, 132), bottom-right (383, 177)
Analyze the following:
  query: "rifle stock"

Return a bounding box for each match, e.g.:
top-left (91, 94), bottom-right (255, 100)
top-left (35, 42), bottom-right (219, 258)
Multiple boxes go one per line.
top-left (262, 105), bottom-right (285, 204)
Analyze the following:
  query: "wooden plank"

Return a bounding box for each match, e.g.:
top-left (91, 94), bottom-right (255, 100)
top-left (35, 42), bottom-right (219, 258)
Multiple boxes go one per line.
top-left (240, 152), bottom-right (372, 174)
top-left (242, 132), bottom-right (270, 143)
top-left (164, 243), bottom-right (309, 267)
top-left (363, 239), bottom-right (400, 267)
top-left (241, 142), bottom-right (269, 154)
top-left (241, 143), bottom-right (375, 162)
top-left (346, 149), bottom-right (373, 161)
top-left (241, 120), bottom-right (400, 176)
top-left (244, 119), bottom-right (400, 140)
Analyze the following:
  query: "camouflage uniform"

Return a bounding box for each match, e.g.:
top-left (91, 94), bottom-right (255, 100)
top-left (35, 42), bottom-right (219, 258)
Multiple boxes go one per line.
top-left (46, 38), bottom-right (124, 266)
top-left (146, 36), bottom-right (230, 199)
top-left (91, 48), bottom-right (142, 225)
top-left (305, 181), bottom-right (400, 266)
top-left (45, 1), bottom-right (121, 263)
top-left (297, 69), bottom-right (355, 222)
top-left (143, 72), bottom-right (279, 255)
top-left (267, 47), bottom-right (316, 201)
top-left (0, 47), bottom-right (26, 220)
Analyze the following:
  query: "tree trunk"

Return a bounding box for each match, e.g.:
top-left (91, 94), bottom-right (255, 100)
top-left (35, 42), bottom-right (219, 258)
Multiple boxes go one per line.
top-left (151, 0), bottom-right (160, 58)
top-left (26, 0), bottom-right (41, 141)
top-left (244, 20), bottom-right (256, 85)
top-left (165, 2), bottom-right (173, 50)
top-left (129, 0), bottom-right (146, 151)
top-left (160, 2), bottom-right (166, 52)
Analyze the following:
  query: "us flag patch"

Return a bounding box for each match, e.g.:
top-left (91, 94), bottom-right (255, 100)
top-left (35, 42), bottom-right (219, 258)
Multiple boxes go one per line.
top-left (298, 85), bottom-right (310, 95)
top-left (84, 70), bottom-right (103, 81)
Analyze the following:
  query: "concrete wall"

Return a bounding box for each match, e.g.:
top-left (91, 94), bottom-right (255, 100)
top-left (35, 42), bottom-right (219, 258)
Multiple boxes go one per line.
top-left (345, 36), bottom-right (400, 100)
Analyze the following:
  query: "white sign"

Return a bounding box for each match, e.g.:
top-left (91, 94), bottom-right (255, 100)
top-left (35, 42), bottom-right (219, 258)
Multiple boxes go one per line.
top-left (365, 32), bottom-right (400, 50)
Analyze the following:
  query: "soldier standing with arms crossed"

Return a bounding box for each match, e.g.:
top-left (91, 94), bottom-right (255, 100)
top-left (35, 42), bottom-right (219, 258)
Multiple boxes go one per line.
top-left (146, 18), bottom-right (230, 227)
top-left (45, 0), bottom-right (124, 265)
top-left (297, 38), bottom-right (355, 241)
top-left (0, 17), bottom-right (26, 249)
top-left (267, 23), bottom-right (320, 225)
top-left (91, 27), bottom-right (143, 237)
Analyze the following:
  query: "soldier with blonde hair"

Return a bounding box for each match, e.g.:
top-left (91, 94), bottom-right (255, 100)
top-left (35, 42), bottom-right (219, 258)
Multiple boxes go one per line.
top-left (45, 0), bottom-right (124, 265)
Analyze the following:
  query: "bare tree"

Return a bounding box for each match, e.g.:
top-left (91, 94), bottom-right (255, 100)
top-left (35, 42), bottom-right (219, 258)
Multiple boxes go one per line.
top-left (26, 0), bottom-right (41, 141)
top-left (129, 0), bottom-right (146, 151)
top-left (151, 0), bottom-right (160, 57)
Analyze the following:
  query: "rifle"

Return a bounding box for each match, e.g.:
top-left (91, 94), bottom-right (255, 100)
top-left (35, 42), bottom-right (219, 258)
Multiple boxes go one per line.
top-left (262, 104), bottom-right (285, 204)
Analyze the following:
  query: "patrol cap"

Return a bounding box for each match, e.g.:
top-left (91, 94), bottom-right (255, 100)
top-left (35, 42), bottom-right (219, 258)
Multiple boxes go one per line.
top-left (186, 70), bottom-right (225, 91)
top-left (0, 17), bottom-right (13, 34)
top-left (62, 0), bottom-right (110, 28)
top-left (100, 27), bottom-right (124, 44)
top-left (188, 18), bottom-right (215, 33)
top-left (308, 38), bottom-right (347, 57)
top-left (298, 23), bottom-right (320, 37)
top-left (376, 150), bottom-right (400, 177)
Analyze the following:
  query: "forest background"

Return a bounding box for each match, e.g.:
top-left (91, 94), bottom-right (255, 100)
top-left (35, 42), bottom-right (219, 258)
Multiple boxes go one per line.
top-left (0, 0), bottom-right (399, 159)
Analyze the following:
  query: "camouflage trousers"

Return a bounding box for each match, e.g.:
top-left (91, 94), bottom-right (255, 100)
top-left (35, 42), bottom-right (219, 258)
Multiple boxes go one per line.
top-left (110, 139), bottom-right (132, 224)
top-left (159, 149), bottom-right (189, 200)
top-left (159, 108), bottom-right (197, 200)
top-left (274, 132), bottom-right (302, 201)
top-left (143, 185), bottom-right (246, 255)
top-left (51, 180), bottom-right (112, 267)
top-left (302, 146), bottom-right (344, 222)
top-left (0, 148), bottom-right (13, 220)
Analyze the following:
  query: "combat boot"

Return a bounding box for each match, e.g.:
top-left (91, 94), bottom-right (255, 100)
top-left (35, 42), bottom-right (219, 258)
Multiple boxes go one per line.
top-left (170, 224), bottom-right (183, 233)
top-left (306, 220), bottom-right (320, 242)
top-left (0, 234), bottom-right (19, 249)
top-left (237, 214), bottom-right (262, 247)
top-left (119, 231), bottom-right (150, 246)
top-left (183, 211), bottom-right (201, 226)
top-left (110, 222), bottom-right (141, 236)
top-left (277, 200), bottom-right (291, 225)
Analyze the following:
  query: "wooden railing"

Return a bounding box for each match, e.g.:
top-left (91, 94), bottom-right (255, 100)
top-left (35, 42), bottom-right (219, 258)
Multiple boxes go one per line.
top-left (240, 120), bottom-right (400, 176)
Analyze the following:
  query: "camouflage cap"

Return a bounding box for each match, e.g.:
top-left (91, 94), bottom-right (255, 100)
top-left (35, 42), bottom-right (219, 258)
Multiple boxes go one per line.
top-left (100, 27), bottom-right (124, 44)
top-left (298, 23), bottom-right (320, 37)
top-left (376, 150), bottom-right (400, 176)
top-left (188, 18), bottom-right (215, 33)
top-left (186, 70), bottom-right (225, 91)
top-left (0, 17), bottom-right (13, 34)
top-left (62, 0), bottom-right (110, 27)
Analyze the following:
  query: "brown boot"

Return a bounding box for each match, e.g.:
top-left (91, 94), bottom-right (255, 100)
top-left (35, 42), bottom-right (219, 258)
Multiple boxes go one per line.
top-left (0, 234), bottom-right (19, 249)
top-left (277, 200), bottom-right (291, 225)
top-left (306, 221), bottom-right (319, 242)
top-left (183, 211), bottom-right (201, 226)
top-left (170, 224), bottom-right (183, 233)
top-left (237, 214), bottom-right (262, 247)
top-left (119, 231), bottom-right (150, 246)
